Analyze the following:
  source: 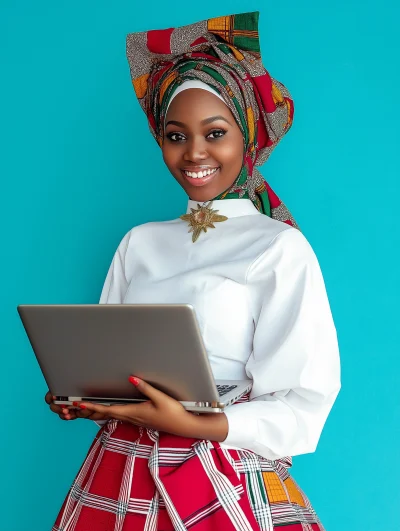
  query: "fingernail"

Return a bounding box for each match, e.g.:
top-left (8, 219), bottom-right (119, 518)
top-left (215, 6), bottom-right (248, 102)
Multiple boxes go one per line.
top-left (79, 404), bottom-right (87, 410)
top-left (129, 376), bottom-right (139, 386)
top-left (72, 401), bottom-right (79, 406)
top-left (52, 396), bottom-right (57, 400)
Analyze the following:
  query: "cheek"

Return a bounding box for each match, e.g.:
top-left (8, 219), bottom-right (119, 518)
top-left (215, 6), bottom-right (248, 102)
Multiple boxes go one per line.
top-left (162, 146), bottom-right (179, 174)
top-left (216, 140), bottom-right (244, 169)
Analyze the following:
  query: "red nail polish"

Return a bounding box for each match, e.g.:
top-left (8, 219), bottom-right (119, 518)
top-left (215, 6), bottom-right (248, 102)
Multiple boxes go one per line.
top-left (129, 376), bottom-right (139, 386)
top-left (72, 401), bottom-right (79, 406)
top-left (79, 404), bottom-right (87, 410)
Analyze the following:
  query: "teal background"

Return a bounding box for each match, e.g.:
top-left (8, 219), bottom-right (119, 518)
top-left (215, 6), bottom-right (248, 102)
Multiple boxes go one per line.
top-left (1, 1), bottom-right (399, 529)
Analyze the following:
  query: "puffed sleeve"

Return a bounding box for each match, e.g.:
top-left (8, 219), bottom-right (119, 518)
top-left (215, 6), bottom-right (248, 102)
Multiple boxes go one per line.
top-left (223, 228), bottom-right (341, 461)
top-left (99, 231), bottom-right (131, 304)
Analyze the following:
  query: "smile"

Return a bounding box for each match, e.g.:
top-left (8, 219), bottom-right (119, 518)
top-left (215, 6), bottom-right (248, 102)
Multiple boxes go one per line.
top-left (181, 167), bottom-right (220, 187)
top-left (182, 167), bottom-right (219, 179)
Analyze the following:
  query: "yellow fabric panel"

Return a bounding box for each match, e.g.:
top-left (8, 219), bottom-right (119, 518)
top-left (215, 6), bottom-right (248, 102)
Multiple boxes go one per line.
top-left (226, 43), bottom-right (245, 62)
top-left (159, 71), bottom-right (178, 104)
top-left (132, 73), bottom-right (150, 99)
top-left (284, 477), bottom-right (306, 507)
top-left (262, 472), bottom-right (288, 504)
top-left (271, 83), bottom-right (284, 106)
top-left (207, 16), bottom-right (231, 32)
top-left (246, 106), bottom-right (255, 146)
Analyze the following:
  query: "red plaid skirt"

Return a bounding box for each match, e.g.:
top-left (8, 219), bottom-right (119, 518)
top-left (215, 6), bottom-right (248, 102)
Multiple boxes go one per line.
top-left (52, 419), bottom-right (324, 531)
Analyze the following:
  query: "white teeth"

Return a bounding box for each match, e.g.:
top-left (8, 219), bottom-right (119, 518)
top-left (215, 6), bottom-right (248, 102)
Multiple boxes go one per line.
top-left (184, 168), bottom-right (218, 179)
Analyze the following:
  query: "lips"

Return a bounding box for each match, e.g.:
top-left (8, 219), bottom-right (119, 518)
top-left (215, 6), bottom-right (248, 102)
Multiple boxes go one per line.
top-left (181, 167), bottom-right (220, 187)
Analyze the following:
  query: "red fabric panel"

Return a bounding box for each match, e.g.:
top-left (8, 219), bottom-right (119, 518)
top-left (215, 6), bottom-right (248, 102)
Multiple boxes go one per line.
top-left (191, 36), bottom-right (208, 46)
top-left (147, 28), bottom-right (174, 54)
top-left (266, 182), bottom-right (282, 209)
top-left (252, 73), bottom-right (275, 113)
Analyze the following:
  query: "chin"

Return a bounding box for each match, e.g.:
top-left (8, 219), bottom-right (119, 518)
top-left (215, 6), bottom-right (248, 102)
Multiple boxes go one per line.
top-left (174, 174), bottom-right (230, 203)
top-left (181, 182), bottom-right (225, 203)
top-left (187, 190), bottom-right (216, 202)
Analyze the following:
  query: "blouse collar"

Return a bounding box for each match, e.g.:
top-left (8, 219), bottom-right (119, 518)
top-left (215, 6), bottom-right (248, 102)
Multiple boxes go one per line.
top-left (186, 199), bottom-right (261, 219)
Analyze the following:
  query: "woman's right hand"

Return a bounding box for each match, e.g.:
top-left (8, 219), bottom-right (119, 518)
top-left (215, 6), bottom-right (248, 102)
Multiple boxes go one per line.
top-left (44, 391), bottom-right (109, 422)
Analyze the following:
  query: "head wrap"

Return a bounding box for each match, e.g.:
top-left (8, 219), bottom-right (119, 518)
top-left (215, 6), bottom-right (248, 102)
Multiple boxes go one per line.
top-left (126, 11), bottom-right (298, 227)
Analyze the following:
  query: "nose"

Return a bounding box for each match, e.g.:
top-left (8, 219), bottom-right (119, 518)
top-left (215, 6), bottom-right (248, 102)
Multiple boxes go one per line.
top-left (183, 136), bottom-right (209, 162)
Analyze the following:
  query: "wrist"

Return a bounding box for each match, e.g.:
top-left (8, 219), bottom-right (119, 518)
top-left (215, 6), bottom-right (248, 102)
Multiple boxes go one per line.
top-left (185, 412), bottom-right (228, 442)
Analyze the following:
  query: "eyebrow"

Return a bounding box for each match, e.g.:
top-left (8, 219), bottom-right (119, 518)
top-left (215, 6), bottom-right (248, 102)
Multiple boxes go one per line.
top-left (165, 115), bottom-right (232, 128)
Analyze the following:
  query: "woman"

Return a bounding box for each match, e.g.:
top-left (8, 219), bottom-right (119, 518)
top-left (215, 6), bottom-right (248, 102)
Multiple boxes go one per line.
top-left (47, 11), bottom-right (340, 531)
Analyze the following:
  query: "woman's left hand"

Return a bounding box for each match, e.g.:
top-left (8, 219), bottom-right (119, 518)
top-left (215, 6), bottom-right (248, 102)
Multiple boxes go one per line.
top-left (76, 377), bottom-right (200, 438)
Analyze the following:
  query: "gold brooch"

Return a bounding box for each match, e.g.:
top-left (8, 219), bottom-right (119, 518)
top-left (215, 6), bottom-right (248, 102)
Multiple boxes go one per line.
top-left (180, 202), bottom-right (228, 243)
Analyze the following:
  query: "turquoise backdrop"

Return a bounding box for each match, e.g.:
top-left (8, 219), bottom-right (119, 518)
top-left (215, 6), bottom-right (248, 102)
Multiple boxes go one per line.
top-left (1, 1), bottom-right (399, 529)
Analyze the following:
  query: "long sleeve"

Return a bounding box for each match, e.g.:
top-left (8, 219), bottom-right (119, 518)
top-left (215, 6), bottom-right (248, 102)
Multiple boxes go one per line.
top-left (223, 228), bottom-right (341, 461)
top-left (99, 232), bottom-right (131, 304)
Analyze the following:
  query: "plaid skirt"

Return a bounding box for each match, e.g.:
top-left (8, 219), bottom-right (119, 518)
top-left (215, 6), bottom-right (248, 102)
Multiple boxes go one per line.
top-left (52, 420), bottom-right (325, 531)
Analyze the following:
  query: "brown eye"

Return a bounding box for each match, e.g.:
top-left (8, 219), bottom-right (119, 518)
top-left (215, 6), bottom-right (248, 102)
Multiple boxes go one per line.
top-left (206, 129), bottom-right (226, 140)
top-left (166, 132), bottom-right (186, 142)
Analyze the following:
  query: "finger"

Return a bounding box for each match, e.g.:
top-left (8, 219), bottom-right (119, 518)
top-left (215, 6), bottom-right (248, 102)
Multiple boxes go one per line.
top-left (60, 414), bottom-right (75, 421)
top-left (78, 402), bottom-right (137, 422)
top-left (50, 403), bottom-right (63, 414)
top-left (128, 377), bottom-right (166, 404)
top-left (45, 391), bottom-right (53, 405)
top-left (77, 403), bottom-right (112, 419)
top-left (75, 408), bottom-right (97, 419)
top-left (76, 409), bottom-right (106, 421)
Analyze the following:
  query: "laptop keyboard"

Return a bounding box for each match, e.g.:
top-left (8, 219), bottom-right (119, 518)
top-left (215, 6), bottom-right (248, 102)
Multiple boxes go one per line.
top-left (216, 384), bottom-right (238, 397)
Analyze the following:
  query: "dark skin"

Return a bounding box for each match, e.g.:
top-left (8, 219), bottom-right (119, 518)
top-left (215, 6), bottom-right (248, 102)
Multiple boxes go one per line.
top-left (45, 89), bottom-right (245, 441)
top-left (162, 88), bottom-right (244, 202)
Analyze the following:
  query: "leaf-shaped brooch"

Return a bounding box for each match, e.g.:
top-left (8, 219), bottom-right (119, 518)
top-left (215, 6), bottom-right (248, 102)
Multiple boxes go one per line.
top-left (180, 202), bottom-right (228, 243)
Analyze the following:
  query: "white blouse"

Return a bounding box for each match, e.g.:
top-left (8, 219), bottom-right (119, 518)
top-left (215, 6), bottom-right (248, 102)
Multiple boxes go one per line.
top-left (99, 198), bottom-right (340, 461)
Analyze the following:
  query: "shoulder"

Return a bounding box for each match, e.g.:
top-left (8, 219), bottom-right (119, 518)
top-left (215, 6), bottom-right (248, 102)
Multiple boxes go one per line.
top-left (114, 219), bottom-right (181, 253)
top-left (247, 223), bottom-right (321, 279)
top-left (273, 225), bottom-right (316, 258)
top-left (245, 214), bottom-right (314, 257)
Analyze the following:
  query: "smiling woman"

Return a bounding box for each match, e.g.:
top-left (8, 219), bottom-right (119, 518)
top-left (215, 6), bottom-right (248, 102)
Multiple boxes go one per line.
top-left (49, 11), bottom-right (340, 531)
top-left (163, 87), bottom-right (244, 201)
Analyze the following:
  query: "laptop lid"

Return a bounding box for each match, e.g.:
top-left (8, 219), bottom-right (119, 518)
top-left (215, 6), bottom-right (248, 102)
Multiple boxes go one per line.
top-left (17, 304), bottom-right (221, 403)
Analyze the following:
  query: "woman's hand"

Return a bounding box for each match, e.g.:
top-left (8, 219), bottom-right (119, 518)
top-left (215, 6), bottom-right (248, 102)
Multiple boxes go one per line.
top-left (76, 377), bottom-right (229, 441)
top-left (44, 392), bottom-right (108, 422)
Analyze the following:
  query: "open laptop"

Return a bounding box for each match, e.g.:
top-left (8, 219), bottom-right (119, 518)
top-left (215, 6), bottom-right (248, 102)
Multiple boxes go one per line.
top-left (17, 304), bottom-right (252, 413)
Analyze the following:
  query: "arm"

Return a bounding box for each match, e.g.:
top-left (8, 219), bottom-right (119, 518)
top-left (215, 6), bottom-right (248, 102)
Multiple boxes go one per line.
top-left (99, 231), bottom-right (131, 304)
top-left (223, 228), bottom-right (341, 460)
top-left (77, 230), bottom-right (230, 435)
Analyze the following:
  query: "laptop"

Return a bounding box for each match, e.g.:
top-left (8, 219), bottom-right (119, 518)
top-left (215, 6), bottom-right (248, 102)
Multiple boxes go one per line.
top-left (17, 304), bottom-right (252, 413)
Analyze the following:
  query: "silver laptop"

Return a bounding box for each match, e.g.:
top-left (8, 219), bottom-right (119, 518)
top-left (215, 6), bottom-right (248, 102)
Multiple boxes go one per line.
top-left (17, 304), bottom-right (252, 413)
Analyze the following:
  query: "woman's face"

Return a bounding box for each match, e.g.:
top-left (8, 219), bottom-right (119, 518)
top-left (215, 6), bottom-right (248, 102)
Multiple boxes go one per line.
top-left (162, 89), bottom-right (244, 202)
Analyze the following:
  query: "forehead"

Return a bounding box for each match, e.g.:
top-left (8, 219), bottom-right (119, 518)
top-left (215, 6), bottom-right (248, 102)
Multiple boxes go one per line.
top-left (165, 88), bottom-right (231, 121)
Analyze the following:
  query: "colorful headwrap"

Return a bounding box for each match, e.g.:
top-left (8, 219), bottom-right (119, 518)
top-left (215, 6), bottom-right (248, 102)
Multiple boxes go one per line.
top-left (126, 11), bottom-right (298, 227)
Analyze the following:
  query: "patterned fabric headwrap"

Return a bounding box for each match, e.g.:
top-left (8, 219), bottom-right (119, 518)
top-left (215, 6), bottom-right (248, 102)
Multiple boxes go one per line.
top-left (126, 11), bottom-right (298, 227)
